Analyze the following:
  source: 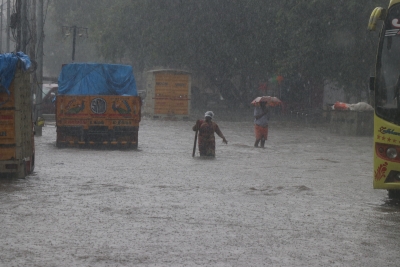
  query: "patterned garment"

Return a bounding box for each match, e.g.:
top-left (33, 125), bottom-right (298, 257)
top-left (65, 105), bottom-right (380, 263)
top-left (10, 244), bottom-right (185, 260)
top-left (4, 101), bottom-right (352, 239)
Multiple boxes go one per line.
top-left (254, 106), bottom-right (269, 127)
top-left (254, 124), bottom-right (268, 140)
top-left (193, 119), bottom-right (224, 157)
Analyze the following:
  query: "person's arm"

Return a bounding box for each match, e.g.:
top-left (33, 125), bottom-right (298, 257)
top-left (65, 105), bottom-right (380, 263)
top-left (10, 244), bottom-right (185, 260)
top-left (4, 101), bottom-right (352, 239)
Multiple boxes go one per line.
top-left (254, 107), bottom-right (268, 120)
top-left (214, 124), bottom-right (228, 144)
top-left (193, 120), bottom-right (201, 131)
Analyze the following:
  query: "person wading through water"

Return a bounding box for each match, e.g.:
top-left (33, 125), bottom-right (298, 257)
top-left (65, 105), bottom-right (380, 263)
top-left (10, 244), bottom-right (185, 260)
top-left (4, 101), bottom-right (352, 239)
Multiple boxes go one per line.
top-left (254, 101), bottom-right (269, 148)
top-left (192, 111), bottom-right (228, 157)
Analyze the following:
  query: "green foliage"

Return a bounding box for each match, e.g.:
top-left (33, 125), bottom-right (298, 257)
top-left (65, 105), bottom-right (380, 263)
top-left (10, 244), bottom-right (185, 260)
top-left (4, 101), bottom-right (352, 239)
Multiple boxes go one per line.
top-left (276, 0), bottom-right (388, 100)
top-left (48, 0), bottom-right (390, 104)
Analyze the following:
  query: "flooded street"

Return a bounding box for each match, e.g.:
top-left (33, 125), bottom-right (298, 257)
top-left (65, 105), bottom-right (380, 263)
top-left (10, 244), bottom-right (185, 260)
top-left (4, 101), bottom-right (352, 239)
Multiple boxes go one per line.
top-left (1, 115), bottom-right (399, 266)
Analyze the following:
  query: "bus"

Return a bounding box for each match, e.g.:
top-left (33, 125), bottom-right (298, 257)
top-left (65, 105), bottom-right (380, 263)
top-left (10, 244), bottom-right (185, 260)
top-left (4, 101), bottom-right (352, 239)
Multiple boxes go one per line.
top-left (369, 0), bottom-right (400, 198)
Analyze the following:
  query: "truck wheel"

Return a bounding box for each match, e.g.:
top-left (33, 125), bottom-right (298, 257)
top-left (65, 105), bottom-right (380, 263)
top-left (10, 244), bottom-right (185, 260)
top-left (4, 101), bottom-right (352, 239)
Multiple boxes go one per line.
top-left (30, 153), bottom-right (35, 173)
top-left (388, 190), bottom-right (400, 199)
top-left (132, 142), bottom-right (138, 149)
top-left (17, 161), bottom-right (27, 179)
top-left (26, 154), bottom-right (35, 174)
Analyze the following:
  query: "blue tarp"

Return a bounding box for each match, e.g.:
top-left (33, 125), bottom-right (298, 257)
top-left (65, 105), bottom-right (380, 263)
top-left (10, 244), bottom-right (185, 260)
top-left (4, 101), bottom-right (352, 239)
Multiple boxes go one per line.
top-left (58, 63), bottom-right (138, 96)
top-left (0, 52), bottom-right (32, 95)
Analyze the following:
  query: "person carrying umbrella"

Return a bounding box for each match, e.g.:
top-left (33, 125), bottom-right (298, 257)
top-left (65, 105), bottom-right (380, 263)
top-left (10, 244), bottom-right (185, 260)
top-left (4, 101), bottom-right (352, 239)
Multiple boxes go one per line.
top-left (192, 111), bottom-right (228, 157)
top-left (254, 101), bottom-right (269, 148)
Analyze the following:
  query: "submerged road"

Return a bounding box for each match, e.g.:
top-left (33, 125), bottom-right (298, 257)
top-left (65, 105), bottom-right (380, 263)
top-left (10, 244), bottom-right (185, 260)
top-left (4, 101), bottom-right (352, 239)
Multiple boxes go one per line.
top-left (0, 116), bottom-right (398, 266)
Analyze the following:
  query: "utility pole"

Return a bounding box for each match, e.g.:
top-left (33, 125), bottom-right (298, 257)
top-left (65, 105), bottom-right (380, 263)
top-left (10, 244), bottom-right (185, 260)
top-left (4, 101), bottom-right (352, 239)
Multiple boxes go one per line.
top-left (15, 0), bottom-right (21, 51)
top-left (35, 0), bottom-right (44, 136)
top-left (62, 26), bottom-right (88, 62)
top-left (30, 0), bottom-right (37, 134)
top-left (20, 0), bottom-right (27, 52)
top-left (72, 26), bottom-right (76, 61)
top-left (6, 0), bottom-right (9, 52)
top-left (1, 0), bottom-right (3, 53)
top-left (13, 0), bottom-right (28, 53)
top-left (30, 0), bottom-right (36, 60)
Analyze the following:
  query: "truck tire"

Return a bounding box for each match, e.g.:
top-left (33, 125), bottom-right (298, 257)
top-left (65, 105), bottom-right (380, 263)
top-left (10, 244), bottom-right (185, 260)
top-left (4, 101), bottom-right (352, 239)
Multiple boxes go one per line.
top-left (388, 190), bottom-right (400, 199)
top-left (26, 153), bottom-right (35, 174)
top-left (17, 161), bottom-right (27, 179)
top-left (30, 153), bottom-right (35, 173)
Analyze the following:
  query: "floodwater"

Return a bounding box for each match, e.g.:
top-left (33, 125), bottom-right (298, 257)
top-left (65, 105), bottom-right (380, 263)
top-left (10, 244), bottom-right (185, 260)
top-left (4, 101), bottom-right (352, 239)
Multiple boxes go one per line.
top-left (1, 115), bottom-right (399, 266)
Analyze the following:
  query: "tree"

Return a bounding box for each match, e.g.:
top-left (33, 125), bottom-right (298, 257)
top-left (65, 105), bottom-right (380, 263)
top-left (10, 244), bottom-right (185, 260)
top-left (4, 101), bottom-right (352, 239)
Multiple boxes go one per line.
top-left (47, 0), bottom-right (390, 108)
top-left (275, 0), bottom-right (387, 104)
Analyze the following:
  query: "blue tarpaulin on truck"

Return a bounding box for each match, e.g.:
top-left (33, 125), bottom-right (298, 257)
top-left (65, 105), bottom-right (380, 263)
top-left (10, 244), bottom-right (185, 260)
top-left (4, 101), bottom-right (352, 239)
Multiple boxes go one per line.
top-left (0, 52), bottom-right (32, 95)
top-left (58, 63), bottom-right (138, 96)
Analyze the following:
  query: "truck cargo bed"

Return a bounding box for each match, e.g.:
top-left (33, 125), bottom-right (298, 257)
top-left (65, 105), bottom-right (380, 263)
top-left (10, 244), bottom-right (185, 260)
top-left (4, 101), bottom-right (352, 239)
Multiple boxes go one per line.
top-left (0, 68), bottom-right (35, 178)
top-left (56, 95), bottom-right (141, 149)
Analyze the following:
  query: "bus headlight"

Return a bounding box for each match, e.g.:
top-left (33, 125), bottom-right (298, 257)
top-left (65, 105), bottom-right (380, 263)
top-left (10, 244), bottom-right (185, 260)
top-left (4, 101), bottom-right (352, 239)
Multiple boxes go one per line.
top-left (387, 147), bottom-right (398, 159)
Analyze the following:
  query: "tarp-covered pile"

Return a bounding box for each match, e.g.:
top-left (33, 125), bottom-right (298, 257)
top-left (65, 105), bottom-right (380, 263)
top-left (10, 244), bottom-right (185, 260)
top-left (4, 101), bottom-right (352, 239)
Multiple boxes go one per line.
top-left (331, 101), bottom-right (374, 111)
top-left (0, 52), bottom-right (31, 95)
top-left (58, 63), bottom-right (138, 96)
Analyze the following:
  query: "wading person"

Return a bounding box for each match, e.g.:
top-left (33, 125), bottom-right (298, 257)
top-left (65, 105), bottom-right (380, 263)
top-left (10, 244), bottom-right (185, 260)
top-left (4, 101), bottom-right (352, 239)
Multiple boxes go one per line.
top-left (192, 111), bottom-right (228, 157)
top-left (254, 101), bottom-right (269, 148)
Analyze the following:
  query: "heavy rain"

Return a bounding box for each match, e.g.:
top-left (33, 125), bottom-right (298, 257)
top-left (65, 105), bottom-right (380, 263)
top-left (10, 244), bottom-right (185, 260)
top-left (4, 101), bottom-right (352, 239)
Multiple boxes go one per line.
top-left (1, 115), bottom-right (399, 266)
top-left (1, 0), bottom-right (400, 266)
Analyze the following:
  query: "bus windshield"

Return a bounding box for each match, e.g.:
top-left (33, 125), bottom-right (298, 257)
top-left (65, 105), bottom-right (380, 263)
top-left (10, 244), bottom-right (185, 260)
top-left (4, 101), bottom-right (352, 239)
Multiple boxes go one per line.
top-left (376, 4), bottom-right (400, 125)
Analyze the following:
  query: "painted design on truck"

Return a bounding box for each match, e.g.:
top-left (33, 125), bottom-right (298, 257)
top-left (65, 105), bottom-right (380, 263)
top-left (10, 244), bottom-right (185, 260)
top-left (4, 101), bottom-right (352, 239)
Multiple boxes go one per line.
top-left (112, 99), bottom-right (131, 114)
top-left (90, 98), bottom-right (106, 114)
top-left (378, 126), bottom-right (400, 136)
top-left (65, 99), bottom-right (85, 114)
top-left (0, 95), bottom-right (10, 107)
top-left (375, 162), bottom-right (388, 181)
top-left (392, 18), bottom-right (400, 28)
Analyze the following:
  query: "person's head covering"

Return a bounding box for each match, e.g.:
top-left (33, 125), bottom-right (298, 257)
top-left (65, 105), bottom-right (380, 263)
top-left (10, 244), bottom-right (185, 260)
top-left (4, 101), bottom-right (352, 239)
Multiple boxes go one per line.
top-left (204, 111), bottom-right (214, 119)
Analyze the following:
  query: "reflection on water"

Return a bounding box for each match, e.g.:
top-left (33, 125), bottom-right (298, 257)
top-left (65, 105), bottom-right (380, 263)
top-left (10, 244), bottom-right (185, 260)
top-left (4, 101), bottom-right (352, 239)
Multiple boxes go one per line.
top-left (0, 176), bottom-right (24, 193)
top-left (381, 198), bottom-right (400, 210)
top-left (370, 195), bottom-right (400, 217)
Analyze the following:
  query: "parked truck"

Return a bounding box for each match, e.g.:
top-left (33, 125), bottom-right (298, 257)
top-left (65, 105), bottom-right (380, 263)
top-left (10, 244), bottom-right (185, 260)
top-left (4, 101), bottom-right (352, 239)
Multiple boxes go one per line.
top-left (56, 63), bottom-right (141, 149)
top-left (143, 69), bottom-right (191, 119)
top-left (0, 53), bottom-right (35, 178)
